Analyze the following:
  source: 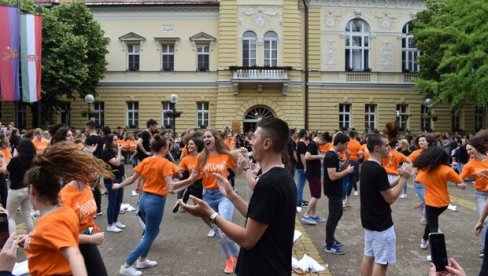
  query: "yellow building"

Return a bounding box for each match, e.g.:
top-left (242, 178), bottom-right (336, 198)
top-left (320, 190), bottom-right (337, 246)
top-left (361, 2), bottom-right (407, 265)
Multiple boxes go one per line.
top-left (2, 0), bottom-right (486, 133)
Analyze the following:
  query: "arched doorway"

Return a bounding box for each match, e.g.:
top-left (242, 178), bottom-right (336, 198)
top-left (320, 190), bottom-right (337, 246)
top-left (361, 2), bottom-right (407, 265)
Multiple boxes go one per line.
top-left (243, 106), bottom-right (275, 133)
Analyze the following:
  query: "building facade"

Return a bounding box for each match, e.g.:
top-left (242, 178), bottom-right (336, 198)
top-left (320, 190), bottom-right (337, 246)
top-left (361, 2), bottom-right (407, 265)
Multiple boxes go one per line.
top-left (2, 0), bottom-right (486, 133)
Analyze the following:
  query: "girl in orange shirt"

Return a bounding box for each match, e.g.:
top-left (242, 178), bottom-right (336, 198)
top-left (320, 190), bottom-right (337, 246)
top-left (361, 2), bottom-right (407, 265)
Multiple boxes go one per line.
top-left (408, 135), bottom-right (434, 218)
top-left (0, 134), bottom-right (11, 208)
top-left (20, 142), bottom-right (91, 276)
top-left (414, 146), bottom-right (466, 253)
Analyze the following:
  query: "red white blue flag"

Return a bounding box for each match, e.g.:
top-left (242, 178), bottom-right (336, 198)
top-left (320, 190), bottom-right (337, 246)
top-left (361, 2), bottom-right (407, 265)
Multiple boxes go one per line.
top-left (20, 14), bottom-right (42, 102)
top-left (0, 6), bottom-right (21, 101)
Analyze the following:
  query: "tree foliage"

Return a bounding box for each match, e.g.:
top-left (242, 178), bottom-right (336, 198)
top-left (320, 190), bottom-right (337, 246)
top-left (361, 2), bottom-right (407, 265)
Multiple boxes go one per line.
top-left (413, 0), bottom-right (488, 108)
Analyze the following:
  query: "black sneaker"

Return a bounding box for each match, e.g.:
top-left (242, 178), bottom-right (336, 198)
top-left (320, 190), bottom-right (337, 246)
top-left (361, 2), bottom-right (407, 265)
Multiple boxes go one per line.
top-left (300, 201), bottom-right (309, 207)
top-left (172, 202), bottom-right (179, 213)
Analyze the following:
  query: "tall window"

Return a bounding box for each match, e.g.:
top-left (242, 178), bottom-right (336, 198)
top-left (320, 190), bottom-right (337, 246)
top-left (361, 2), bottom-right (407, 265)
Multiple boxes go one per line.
top-left (15, 102), bottom-right (26, 129)
top-left (475, 107), bottom-right (484, 131)
top-left (161, 101), bottom-right (174, 128)
top-left (161, 44), bottom-right (174, 71)
top-left (60, 102), bottom-right (71, 126)
top-left (242, 31), bottom-right (257, 67)
top-left (127, 44), bottom-right (140, 71)
top-left (127, 102), bottom-right (139, 128)
top-left (197, 44), bottom-right (210, 71)
top-left (402, 22), bottom-right (420, 73)
top-left (396, 104), bottom-right (409, 131)
top-left (339, 104), bottom-right (351, 130)
top-left (345, 19), bottom-right (370, 71)
top-left (94, 102), bottom-right (104, 127)
top-left (264, 31), bottom-right (278, 67)
top-left (364, 104), bottom-right (376, 130)
top-left (452, 109), bottom-right (461, 131)
top-left (421, 104), bottom-right (431, 131)
top-left (197, 102), bottom-right (209, 128)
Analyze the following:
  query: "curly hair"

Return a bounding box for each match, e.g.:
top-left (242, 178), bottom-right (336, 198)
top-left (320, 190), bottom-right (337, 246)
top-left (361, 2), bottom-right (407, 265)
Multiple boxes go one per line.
top-left (413, 145), bottom-right (450, 172)
top-left (469, 130), bottom-right (488, 154)
top-left (383, 120), bottom-right (399, 147)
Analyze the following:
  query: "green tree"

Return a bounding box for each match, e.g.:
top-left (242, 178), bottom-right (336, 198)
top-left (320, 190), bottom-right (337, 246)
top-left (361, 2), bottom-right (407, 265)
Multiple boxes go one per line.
top-left (413, 0), bottom-right (488, 108)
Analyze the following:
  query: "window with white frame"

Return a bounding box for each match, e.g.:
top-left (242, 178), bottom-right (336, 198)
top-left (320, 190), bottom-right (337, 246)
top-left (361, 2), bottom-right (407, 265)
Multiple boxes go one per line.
top-left (364, 104), bottom-right (376, 130)
top-left (475, 107), bottom-right (484, 131)
top-left (339, 104), bottom-right (351, 130)
top-left (127, 44), bottom-right (140, 71)
top-left (396, 104), bottom-right (409, 131)
top-left (264, 31), bottom-right (278, 67)
top-left (197, 44), bottom-right (210, 71)
top-left (402, 22), bottom-right (420, 73)
top-left (452, 109), bottom-right (461, 131)
top-left (127, 102), bottom-right (139, 128)
top-left (161, 44), bottom-right (174, 71)
top-left (94, 102), bottom-right (104, 127)
top-left (197, 102), bottom-right (209, 128)
top-left (60, 102), bottom-right (71, 126)
top-left (345, 19), bottom-right (370, 71)
top-left (161, 101), bottom-right (174, 129)
top-left (421, 104), bottom-right (431, 131)
top-left (242, 31), bottom-right (257, 67)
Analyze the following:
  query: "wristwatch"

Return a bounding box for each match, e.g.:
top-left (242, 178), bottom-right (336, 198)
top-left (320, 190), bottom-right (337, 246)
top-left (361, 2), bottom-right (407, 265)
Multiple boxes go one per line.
top-left (209, 212), bottom-right (219, 224)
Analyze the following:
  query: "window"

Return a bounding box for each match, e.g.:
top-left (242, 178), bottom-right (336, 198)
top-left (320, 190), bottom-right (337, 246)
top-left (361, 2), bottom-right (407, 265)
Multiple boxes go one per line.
top-left (421, 104), bottom-right (431, 131)
top-left (402, 22), bottom-right (420, 73)
top-left (15, 102), bottom-right (26, 129)
top-left (197, 102), bottom-right (209, 128)
top-left (475, 107), bottom-right (484, 131)
top-left (345, 19), bottom-right (370, 71)
top-left (242, 31), bottom-right (257, 67)
top-left (127, 102), bottom-right (139, 128)
top-left (197, 44), bottom-right (210, 71)
top-left (264, 31), bottom-right (278, 67)
top-left (127, 44), bottom-right (140, 71)
top-left (364, 104), bottom-right (376, 130)
top-left (60, 102), bottom-right (71, 126)
top-left (161, 101), bottom-right (174, 129)
top-left (339, 104), bottom-right (351, 130)
top-left (452, 109), bottom-right (461, 131)
top-left (94, 102), bottom-right (104, 127)
top-left (161, 44), bottom-right (174, 71)
top-left (396, 104), bottom-right (409, 131)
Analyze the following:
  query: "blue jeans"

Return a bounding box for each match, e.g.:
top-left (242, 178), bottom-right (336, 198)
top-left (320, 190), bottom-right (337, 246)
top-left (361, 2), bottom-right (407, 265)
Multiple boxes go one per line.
top-left (203, 188), bottom-right (239, 258)
top-left (104, 176), bottom-right (124, 225)
top-left (126, 192), bottom-right (166, 265)
top-left (414, 177), bottom-right (426, 214)
top-left (296, 168), bottom-right (307, 205)
top-left (476, 191), bottom-right (488, 249)
top-left (342, 160), bottom-right (359, 199)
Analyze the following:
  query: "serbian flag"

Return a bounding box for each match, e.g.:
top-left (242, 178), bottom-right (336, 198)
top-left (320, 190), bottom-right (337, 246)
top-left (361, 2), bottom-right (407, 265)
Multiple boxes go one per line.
top-left (0, 6), bottom-right (21, 101)
top-left (20, 14), bottom-right (42, 103)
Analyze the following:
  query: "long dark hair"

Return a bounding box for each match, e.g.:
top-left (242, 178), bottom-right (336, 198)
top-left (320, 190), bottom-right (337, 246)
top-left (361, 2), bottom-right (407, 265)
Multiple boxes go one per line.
top-left (104, 134), bottom-right (117, 151)
top-left (413, 145), bottom-right (450, 172)
top-left (51, 127), bottom-right (71, 145)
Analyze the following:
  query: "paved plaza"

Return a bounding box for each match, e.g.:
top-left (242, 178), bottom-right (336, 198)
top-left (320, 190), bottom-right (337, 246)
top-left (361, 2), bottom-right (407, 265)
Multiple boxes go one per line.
top-left (12, 165), bottom-right (484, 275)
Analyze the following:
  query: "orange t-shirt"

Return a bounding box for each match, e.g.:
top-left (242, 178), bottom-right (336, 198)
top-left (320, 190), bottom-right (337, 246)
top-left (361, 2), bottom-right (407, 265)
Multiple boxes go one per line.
top-left (361, 144), bottom-right (370, 162)
top-left (180, 146), bottom-right (189, 159)
top-left (224, 138), bottom-right (236, 150)
top-left (408, 149), bottom-right (423, 162)
top-left (129, 140), bottom-right (137, 153)
top-left (347, 139), bottom-right (362, 161)
top-left (179, 155), bottom-right (198, 173)
top-left (460, 158), bottom-right (488, 191)
top-left (32, 138), bottom-right (49, 155)
top-left (381, 150), bottom-right (409, 175)
top-left (118, 140), bottom-right (129, 152)
top-left (415, 164), bottom-right (462, 207)
top-left (134, 157), bottom-right (174, 196)
top-left (25, 206), bottom-right (79, 276)
top-left (0, 147), bottom-right (12, 169)
top-left (195, 153), bottom-right (237, 189)
top-left (319, 143), bottom-right (332, 153)
top-left (59, 183), bottom-right (99, 232)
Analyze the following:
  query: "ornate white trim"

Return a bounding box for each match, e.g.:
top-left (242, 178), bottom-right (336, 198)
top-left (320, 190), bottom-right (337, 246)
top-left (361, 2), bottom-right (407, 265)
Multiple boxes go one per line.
top-left (239, 6), bottom-right (282, 27)
top-left (380, 41), bottom-right (393, 71)
top-left (308, 0), bottom-right (426, 10)
top-left (324, 40), bottom-right (337, 70)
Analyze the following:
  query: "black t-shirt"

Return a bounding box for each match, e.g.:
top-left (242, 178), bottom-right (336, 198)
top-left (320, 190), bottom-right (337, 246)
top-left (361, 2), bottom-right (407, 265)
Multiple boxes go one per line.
top-left (6, 157), bottom-right (33, 190)
top-left (235, 167), bottom-right (297, 276)
top-left (296, 141), bottom-right (307, 169)
top-left (136, 130), bottom-right (151, 161)
top-left (323, 151), bottom-right (342, 198)
top-left (85, 135), bottom-right (104, 159)
top-left (287, 138), bottom-right (297, 165)
top-left (360, 161), bottom-right (393, 231)
top-left (306, 140), bottom-right (321, 178)
top-left (102, 149), bottom-right (125, 178)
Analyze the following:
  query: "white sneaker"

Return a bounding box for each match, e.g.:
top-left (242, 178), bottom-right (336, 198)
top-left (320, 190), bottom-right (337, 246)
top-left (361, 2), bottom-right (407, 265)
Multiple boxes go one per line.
top-left (107, 225), bottom-right (122, 233)
top-left (119, 266), bottom-right (142, 276)
top-left (420, 217), bottom-right (427, 225)
top-left (136, 259), bottom-right (157, 269)
top-left (448, 204), bottom-right (457, 212)
top-left (115, 222), bottom-right (126, 229)
top-left (399, 193), bottom-right (407, 199)
top-left (296, 206), bottom-right (302, 213)
top-left (420, 239), bottom-right (429, 250)
top-left (354, 191), bottom-right (359, 196)
top-left (207, 228), bottom-right (215, 237)
top-left (426, 255), bottom-right (432, 261)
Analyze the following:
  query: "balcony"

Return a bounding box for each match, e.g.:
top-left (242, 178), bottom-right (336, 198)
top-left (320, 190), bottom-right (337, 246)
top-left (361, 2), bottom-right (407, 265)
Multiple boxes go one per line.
top-left (229, 66), bottom-right (292, 96)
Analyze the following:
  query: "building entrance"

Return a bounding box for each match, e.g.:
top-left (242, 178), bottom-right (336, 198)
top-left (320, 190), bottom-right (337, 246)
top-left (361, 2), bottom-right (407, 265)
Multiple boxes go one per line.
top-left (243, 106), bottom-right (275, 133)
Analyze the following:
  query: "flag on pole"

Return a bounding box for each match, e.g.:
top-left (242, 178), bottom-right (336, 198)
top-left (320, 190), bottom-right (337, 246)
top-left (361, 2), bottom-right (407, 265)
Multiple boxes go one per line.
top-left (20, 14), bottom-right (42, 102)
top-left (0, 6), bottom-right (21, 101)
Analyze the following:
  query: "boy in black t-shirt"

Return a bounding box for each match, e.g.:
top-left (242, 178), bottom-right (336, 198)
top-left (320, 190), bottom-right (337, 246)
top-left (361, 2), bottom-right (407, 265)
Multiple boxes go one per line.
top-left (324, 132), bottom-right (354, 255)
top-left (179, 118), bottom-right (296, 275)
top-left (136, 119), bottom-right (158, 162)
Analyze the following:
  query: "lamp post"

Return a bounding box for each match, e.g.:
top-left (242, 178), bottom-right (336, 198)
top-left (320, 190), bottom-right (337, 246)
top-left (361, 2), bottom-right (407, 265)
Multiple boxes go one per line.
top-left (166, 94), bottom-right (183, 138)
top-left (84, 94), bottom-right (95, 120)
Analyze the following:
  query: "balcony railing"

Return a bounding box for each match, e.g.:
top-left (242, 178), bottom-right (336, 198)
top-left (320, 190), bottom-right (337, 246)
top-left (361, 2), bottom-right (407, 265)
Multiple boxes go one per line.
top-left (229, 66), bottom-right (292, 96)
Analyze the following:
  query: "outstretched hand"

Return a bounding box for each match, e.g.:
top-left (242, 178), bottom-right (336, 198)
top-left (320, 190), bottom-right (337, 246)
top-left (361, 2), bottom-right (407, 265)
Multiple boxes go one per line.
top-left (212, 173), bottom-right (234, 198)
top-left (0, 233), bottom-right (17, 272)
top-left (178, 195), bottom-right (213, 219)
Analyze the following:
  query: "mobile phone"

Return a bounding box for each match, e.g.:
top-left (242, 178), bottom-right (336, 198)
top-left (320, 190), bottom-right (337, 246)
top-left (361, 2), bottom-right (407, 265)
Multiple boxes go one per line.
top-left (429, 232), bottom-right (448, 272)
top-left (0, 212), bottom-right (9, 248)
